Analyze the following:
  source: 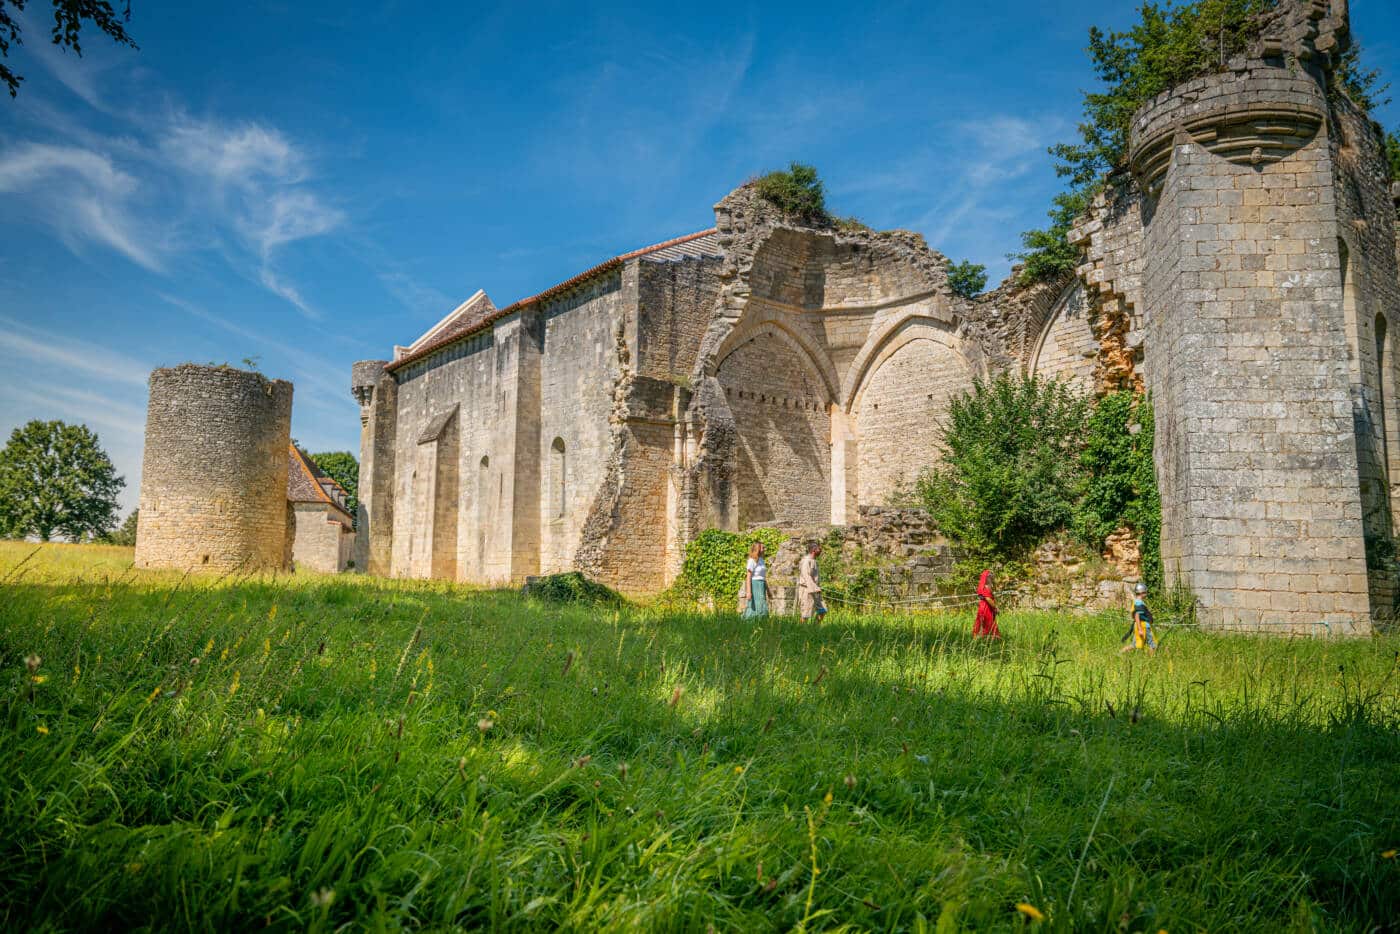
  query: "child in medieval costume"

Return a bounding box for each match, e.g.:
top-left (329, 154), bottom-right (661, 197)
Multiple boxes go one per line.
top-left (972, 569), bottom-right (1000, 639)
top-left (739, 540), bottom-right (769, 618)
top-left (797, 541), bottom-right (828, 623)
top-left (1120, 582), bottom-right (1157, 654)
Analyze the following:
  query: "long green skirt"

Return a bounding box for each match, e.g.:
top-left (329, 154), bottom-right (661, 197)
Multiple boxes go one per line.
top-left (743, 579), bottom-right (769, 618)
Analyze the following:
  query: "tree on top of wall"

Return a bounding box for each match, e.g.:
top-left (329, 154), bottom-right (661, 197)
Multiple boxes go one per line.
top-left (754, 163), bottom-right (829, 224)
top-left (1015, 0), bottom-right (1279, 283)
top-left (947, 260), bottom-right (988, 299)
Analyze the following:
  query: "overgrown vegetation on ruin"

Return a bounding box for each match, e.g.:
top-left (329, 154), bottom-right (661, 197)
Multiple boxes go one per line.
top-left (917, 375), bottom-right (1162, 589)
top-left (754, 163), bottom-right (829, 224)
top-left (1015, 0), bottom-right (1400, 281)
top-left (946, 260), bottom-right (988, 299)
top-left (2, 543), bottom-right (1398, 930)
top-left (672, 527), bottom-right (786, 607)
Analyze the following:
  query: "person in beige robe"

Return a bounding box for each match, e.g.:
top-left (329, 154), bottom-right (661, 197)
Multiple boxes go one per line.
top-left (797, 542), bottom-right (827, 623)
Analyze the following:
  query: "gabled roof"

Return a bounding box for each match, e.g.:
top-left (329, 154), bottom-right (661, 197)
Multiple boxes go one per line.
top-left (287, 446), bottom-right (353, 522)
top-left (385, 228), bottom-right (721, 374)
top-left (396, 289), bottom-right (496, 362)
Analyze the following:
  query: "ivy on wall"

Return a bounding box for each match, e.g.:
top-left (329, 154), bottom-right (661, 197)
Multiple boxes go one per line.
top-left (675, 528), bottom-right (787, 608)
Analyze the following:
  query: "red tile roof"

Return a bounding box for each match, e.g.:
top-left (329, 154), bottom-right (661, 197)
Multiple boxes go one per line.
top-left (288, 445), bottom-right (354, 523)
top-left (385, 228), bottom-right (720, 374)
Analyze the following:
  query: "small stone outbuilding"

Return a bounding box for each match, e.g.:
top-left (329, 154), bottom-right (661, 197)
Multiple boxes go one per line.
top-left (287, 445), bottom-right (355, 573)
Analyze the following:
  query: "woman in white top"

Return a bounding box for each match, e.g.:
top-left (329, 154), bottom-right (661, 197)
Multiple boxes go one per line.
top-left (741, 540), bottom-right (769, 618)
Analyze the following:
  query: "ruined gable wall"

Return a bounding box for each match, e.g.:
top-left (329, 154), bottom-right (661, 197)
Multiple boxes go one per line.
top-left (136, 364), bottom-right (293, 573)
top-left (684, 187), bottom-right (998, 533)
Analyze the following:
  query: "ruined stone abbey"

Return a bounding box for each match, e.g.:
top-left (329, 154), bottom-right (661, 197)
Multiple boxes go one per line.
top-left (345, 0), bottom-right (1396, 634)
top-left (130, 0), bottom-right (1396, 635)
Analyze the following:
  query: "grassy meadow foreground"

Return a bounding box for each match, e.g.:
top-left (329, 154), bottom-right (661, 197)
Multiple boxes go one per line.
top-left (2, 544), bottom-right (1398, 931)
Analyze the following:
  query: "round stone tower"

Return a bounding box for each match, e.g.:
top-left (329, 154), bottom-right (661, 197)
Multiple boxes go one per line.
top-left (135, 364), bottom-right (294, 572)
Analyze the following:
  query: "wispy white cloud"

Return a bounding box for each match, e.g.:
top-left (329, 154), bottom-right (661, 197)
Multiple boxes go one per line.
top-left (0, 141), bottom-right (163, 270)
top-left (161, 117), bottom-right (306, 186)
top-left (1, 68), bottom-right (346, 317)
top-left (0, 314), bottom-right (151, 386)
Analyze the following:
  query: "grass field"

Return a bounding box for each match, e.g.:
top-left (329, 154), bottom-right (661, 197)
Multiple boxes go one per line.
top-left (2, 542), bottom-right (1399, 931)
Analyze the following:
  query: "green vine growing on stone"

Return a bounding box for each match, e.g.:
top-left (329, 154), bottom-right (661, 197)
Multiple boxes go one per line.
top-left (675, 527), bottom-right (787, 608)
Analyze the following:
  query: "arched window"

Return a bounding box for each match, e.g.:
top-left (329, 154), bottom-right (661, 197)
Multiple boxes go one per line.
top-left (551, 438), bottom-right (566, 519)
top-left (1377, 313), bottom-right (1392, 488)
top-left (476, 456), bottom-right (490, 574)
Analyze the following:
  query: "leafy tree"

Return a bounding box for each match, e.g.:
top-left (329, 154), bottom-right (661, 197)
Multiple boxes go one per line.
top-left (1017, 0), bottom-right (1274, 282)
top-left (310, 450), bottom-right (358, 525)
top-left (754, 163), bottom-right (828, 223)
top-left (1335, 41), bottom-right (1390, 113)
top-left (1, 1), bottom-right (138, 98)
top-left (946, 260), bottom-right (988, 299)
top-left (1014, 189), bottom-right (1096, 284)
top-left (1073, 391), bottom-right (1162, 588)
top-left (915, 375), bottom-right (1090, 560)
top-left (1386, 131), bottom-right (1400, 182)
top-left (103, 507), bottom-right (138, 546)
top-left (0, 420), bottom-right (124, 541)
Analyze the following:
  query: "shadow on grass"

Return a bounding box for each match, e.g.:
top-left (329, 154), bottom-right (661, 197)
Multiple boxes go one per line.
top-left (3, 567), bottom-right (1399, 930)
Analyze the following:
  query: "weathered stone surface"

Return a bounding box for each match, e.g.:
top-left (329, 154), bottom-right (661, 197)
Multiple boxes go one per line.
top-left (339, 0), bottom-right (1395, 633)
top-left (136, 364), bottom-right (293, 572)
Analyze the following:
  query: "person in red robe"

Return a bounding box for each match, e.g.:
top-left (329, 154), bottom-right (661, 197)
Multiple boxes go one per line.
top-left (972, 569), bottom-right (1001, 639)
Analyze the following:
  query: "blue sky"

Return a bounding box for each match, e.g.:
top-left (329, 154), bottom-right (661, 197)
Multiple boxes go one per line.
top-left (2, 0), bottom-right (1398, 516)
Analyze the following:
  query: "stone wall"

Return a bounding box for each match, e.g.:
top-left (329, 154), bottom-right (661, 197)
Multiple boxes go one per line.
top-left (1027, 280), bottom-right (1098, 391)
top-left (352, 361), bottom-right (396, 576)
top-left (716, 328), bottom-right (831, 528)
top-left (852, 328), bottom-right (972, 504)
top-left (1130, 60), bottom-right (1373, 634)
top-left (539, 270), bottom-right (633, 576)
top-left (291, 504), bottom-right (352, 573)
top-left (136, 364), bottom-right (293, 572)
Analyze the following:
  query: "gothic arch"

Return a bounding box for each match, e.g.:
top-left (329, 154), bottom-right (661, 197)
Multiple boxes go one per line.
top-left (842, 314), bottom-right (969, 412)
top-left (713, 316), bottom-right (839, 405)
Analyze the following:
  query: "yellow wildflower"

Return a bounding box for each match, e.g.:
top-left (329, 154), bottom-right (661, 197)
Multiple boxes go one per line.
top-left (268, 604), bottom-right (278, 621)
top-left (229, 671), bottom-right (241, 697)
top-left (734, 765), bottom-right (744, 775)
top-left (146, 685), bottom-right (161, 704)
top-left (823, 791), bottom-right (833, 805)
top-left (203, 637), bottom-right (215, 656)
top-left (1015, 903), bottom-right (1044, 922)
top-left (1383, 849), bottom-right (1397, 859)
top-left (36, 725), bottom-right (49, 735)
top-left (31, 675), bottom-right (46, 684)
